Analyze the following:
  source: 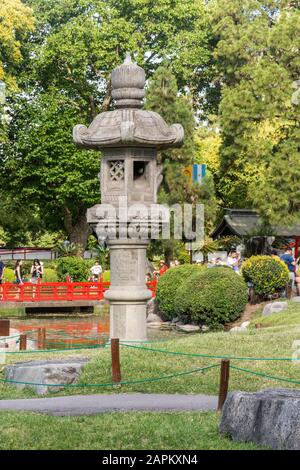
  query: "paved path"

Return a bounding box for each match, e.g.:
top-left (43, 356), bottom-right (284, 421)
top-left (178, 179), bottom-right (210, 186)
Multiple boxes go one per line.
top-left (0, 393), bottom-right (218, 416)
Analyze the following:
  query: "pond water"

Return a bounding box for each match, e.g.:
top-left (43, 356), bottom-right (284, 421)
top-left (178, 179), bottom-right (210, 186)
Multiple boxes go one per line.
top-left (10, 305), bottom-right (181, 349)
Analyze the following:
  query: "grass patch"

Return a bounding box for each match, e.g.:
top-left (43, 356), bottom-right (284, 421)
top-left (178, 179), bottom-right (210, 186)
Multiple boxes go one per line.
top-left (0, 411), bottom-right (264, 450)
top-left (0, 307), bottom-right (25, 318)
top-left (251, 300), bottom-right (300, 328)
top-left (1, 321), bottom-right (300, 399)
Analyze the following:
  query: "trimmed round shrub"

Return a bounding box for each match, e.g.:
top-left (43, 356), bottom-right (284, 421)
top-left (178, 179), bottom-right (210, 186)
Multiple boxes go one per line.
top-left (43, 268), bottom-right (58, 282)
top-left (156, 264), bottom-right (205, 320)
top-left (242, 255), bottom-right (289, 297)
top-left (56, 257), bottom-right (90, 282)
top-left (2, 268), bottom-right (15, 282)
top-left (175, 267), bottom-right (248, 328)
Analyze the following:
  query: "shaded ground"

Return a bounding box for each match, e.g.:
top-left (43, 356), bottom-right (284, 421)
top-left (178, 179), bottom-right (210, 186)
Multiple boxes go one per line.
top-left (226, 301), bottom-right (267, 329)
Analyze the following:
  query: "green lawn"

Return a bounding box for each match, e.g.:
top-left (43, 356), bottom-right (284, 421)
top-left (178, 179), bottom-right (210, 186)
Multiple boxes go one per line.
top-left (0, 306), bottom-right (25, 317)
top-left (251, 299), bottom-right (300, 328)
top-left (1, 302), bottom-right (300, 400)
top-left (1, 300), bottom-right (298, 450)
top-left (0, 411), bottom-right (264, 450)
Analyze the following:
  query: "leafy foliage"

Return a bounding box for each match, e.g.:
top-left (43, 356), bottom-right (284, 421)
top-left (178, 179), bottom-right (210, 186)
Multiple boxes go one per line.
top-left (43, 268), bottom-right (58, 282)
top-left (242, 255), bottom-right (289, 297)
top-left (209, 0), bottom-right (300, 222)
top-left (175, 267), bottom-right (248, 328)
top-left (56, 256), bottom-right (91, 282)
top-left (1, 0), bottom-right (212, 250)
top-left (0, 0), bottom-right (35, 92)
top-left (156, 264), bottom-right (204, 320)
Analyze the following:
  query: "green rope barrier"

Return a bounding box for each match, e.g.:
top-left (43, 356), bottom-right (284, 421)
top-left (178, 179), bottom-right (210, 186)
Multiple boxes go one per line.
top-left (0, 363), bottom-right (219, 388)
top-left (120, 342), bottom-right (300, 362)
top-left (230, 364), bottom-right (300, 385)
top-left (0, 329), bottom-right (36, 341)
top-left (28, 338), bottom-right (106, 347)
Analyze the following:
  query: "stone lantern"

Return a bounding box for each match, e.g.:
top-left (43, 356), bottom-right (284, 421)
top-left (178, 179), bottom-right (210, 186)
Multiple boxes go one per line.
top-left (73, 54), bottom-right (184, 341)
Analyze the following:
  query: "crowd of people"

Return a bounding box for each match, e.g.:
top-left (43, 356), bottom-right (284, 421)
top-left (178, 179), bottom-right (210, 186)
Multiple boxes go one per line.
top-left (147, 259), bottom-right (180, 281)
top-left (0, 258), bottom-right (44, 286)
top-left (1, 246), bottom-right (299, 288)
top-left (207, 251), bottom-right (242, 272)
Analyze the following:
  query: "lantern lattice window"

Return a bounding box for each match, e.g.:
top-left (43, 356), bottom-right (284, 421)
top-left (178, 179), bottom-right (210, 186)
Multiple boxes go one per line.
top-left (109, 160), bottom-right (125, 181)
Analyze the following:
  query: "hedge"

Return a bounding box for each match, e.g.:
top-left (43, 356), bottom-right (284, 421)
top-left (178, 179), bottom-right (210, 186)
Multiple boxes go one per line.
top-left (175, 267), bottom-right (248, 328)
top-left (242, 255), bottom-right (289, 297)
top-left (43, 268), bottom-right (58, 282)
top-left (56, 257), bottom-right (92, 282)
top-left (156, 264), bottom-right (205, 320)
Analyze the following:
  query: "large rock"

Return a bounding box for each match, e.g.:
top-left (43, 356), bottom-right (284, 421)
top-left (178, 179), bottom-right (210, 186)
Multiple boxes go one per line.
top-left (220, 389), bottom-right (300, 450)
top-left (146, 313), bottom-right (162, 324)
top-left (5, 358), bottom-right (89, 395)
top-left (176, 324), bottom-right (201, 333)
top-left (262, 301), bottom-right (288, 317)
top-left (146, 298), bottom-right (161, 319)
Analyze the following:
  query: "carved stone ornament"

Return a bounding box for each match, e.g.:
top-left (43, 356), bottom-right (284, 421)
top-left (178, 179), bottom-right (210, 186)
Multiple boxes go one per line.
top-left (73, 53), bottom-right (184, 150)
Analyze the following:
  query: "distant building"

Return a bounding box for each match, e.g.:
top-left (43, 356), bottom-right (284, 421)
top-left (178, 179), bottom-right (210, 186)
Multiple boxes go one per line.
top-left (0, 247), bottom-right (98, 260)
top-left (211, 209), bottom-right (300, 257)
top-left (0, 247), bottom-right (56, 260)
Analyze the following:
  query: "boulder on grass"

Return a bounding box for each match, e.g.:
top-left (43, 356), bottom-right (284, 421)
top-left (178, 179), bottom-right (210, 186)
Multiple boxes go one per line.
top-left (262, 301), bottom-right (288, 316)
top-left (4, 358), bottom-right (89, 395)
top-left (146, 298), bottom-right (163, 320)
top-left (176, 324), bottom-right (201, 333)
top-left (146, 313), bottom-right (162, 324)
top-left (220, 388), bottom-right (300, 450)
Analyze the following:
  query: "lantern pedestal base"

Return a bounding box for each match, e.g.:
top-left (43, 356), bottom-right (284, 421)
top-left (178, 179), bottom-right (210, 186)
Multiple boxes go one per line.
top-left (104, 239), bottom-right (152, 342)
top-left (109, 302), bottom-right (147, 342)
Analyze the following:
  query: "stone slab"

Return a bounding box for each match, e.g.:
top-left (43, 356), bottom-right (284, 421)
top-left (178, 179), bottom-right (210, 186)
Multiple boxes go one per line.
top-left (262, 301), bottom-right (288, 316)
top-left (220, 388), bottom-right (300, 450)
top-left (4, 358), bottom-right (89, 395)
top-left (176, 324), bottom-right (201, 333)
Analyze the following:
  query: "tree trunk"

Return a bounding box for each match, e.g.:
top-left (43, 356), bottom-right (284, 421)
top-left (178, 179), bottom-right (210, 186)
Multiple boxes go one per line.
top-left (63, 207), bottom-right (90, 256)
top-left (164, 244), bottom-right (173, 267)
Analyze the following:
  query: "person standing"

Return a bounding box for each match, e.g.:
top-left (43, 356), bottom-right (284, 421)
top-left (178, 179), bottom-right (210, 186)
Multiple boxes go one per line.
top-left (90, 261), bottom-right (103, 281)
top-left (0, 257), bottom-right (5, 284)
top-left (280, 247), bottom-right (296, 290)
top-left (30, 259), bottom-right (42, 284)
top-left (0, 257), bottom-right (5, 300)
top-left (153, 260), bottom-right (169, 278)
top-left (14, 260), bottom-right (23, 285)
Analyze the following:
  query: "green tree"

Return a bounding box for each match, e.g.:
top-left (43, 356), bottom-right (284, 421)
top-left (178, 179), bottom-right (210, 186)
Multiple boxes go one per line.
top-left (0, 0), bottom-right (34, 91)
top-left (209, 0), bottom-right (300, 224)
top-left (1, 0), bottom-right (211, 253)
top-left (0, 0), bottom-right (34, 140)
top-left (145, 65), bottom-right (217, 262)
top-left (2, 90), bottom-right (99, 251)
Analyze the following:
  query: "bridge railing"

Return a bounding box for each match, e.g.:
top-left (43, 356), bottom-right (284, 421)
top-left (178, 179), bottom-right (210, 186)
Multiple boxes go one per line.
top-left (0, 279), bottom-right (157, 302)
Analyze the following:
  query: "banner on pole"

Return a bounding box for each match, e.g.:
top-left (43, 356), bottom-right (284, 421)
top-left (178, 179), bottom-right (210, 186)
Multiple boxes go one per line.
top-left (184, 164), bottom-right (206, 184)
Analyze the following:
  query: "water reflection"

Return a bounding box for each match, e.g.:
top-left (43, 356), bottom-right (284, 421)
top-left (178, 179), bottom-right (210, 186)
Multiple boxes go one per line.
top-left (11, 310), bottom-right (180, 350)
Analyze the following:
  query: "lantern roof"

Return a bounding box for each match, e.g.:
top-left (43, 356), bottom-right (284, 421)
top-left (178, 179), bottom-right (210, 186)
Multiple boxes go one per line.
top-left (73, 54), bottom-right (184, 150)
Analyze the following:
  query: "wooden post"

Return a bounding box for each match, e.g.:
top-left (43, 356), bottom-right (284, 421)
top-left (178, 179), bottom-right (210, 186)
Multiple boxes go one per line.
top-left (111, 338), bottom-right (121, 384)
top-left (218, 359), bottom-right (230, 411)
top-left (19, 334), bottom-right (27, 351)
top-left (0, 320), bottom-right (10, 337)
top-left (37, 327), bottom-right (46, 350)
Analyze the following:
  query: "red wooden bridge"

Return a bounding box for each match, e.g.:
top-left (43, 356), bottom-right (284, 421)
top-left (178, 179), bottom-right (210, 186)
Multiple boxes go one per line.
top-left (0, 280), bottom-right (157, 303)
